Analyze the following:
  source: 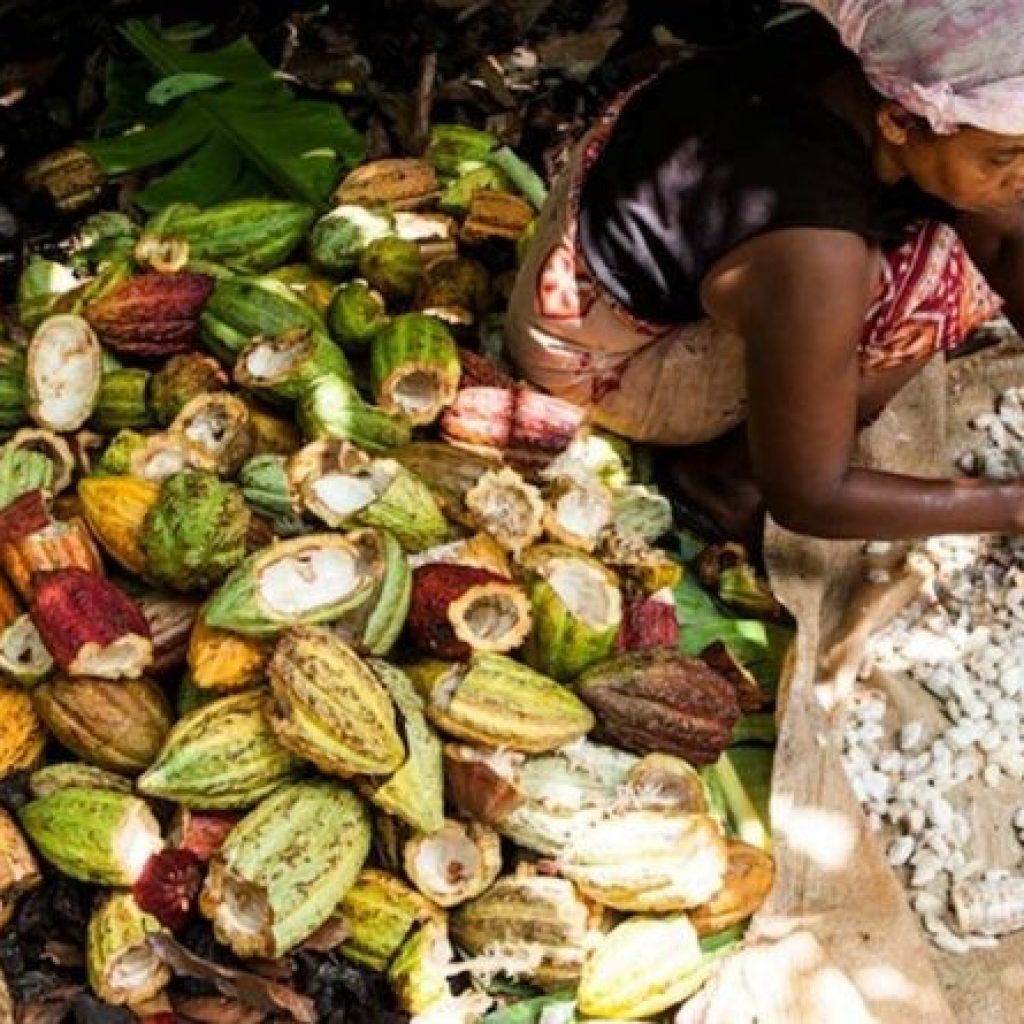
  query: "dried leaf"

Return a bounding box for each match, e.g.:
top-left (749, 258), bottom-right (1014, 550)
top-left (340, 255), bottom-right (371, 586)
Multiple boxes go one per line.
top-left (173, 995), bottom-right (267, 1024)
top-left (18, 986), bottom-right (83, 1024)
top-left (149, 935), bottom-right (315, 1024)
top-left (535, 29), bottom-right (622, 81)
top-left (298, 917), bottom-right (350, 953)
top-left (40, 941), bottom-right (84, 969)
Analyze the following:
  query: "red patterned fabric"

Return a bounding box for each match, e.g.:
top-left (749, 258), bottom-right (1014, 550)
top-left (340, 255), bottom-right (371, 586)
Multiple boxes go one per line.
top-left (860, 220), bottom-right (1003, 371)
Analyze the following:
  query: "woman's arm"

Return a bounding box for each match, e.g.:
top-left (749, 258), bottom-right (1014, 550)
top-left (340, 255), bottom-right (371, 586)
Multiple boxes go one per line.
top-left (703, 226), bottom-right (1024, 540)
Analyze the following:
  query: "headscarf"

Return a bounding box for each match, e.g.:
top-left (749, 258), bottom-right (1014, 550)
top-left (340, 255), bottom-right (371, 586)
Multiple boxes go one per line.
top-left (791, 0), bottom-right (1024, 135)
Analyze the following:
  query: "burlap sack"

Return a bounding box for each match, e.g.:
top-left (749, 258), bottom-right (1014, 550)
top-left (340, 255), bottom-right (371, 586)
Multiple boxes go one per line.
top-left (695, 342), bottom-right (1024, 1022)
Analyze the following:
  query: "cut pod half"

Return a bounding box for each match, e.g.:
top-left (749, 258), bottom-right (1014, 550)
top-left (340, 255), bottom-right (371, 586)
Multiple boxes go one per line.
top-left (26, 315), bottom-right (102, 433)
top-left (404, 819), bottom-right (502, 908)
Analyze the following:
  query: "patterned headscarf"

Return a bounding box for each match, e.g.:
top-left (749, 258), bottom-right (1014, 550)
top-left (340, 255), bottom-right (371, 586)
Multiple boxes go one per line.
top-left (792, 0), bottom-right (1024, 135)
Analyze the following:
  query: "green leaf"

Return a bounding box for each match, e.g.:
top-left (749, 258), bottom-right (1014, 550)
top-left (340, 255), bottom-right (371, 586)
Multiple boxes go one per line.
top-left (482, 993), bottom-right (576, 1024)
top-left (672, 558), bottom-right (791, 690)
top-left (132, 135), bottom-right (243, 212)
top-left (159, 21), bottom-right (216, 44)
top-left (81, 19), bottom-right (365, 209)
top-left (83, 102), bottom-right (211, 173)
top-left (146, 72), bottom-right (225, 106)
top-left (726, 746), bottom-right (774, 835)
top-left (94, 58), bottom-right (162, 137)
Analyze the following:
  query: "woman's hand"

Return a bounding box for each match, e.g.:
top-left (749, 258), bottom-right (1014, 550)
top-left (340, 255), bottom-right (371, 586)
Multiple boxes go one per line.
top-left (702, 225), bottom-right (1024, 540)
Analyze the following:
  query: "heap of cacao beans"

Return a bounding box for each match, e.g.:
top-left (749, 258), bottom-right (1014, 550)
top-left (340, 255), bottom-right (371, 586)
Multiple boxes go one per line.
top-left (0, 126), bottom-right (784, 1024)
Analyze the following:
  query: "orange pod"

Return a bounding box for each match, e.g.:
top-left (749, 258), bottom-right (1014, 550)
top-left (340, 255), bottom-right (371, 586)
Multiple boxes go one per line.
top-left (1, 517), bottom-right (104, 600)
top-left (187, 616), bottom-right (269, 691)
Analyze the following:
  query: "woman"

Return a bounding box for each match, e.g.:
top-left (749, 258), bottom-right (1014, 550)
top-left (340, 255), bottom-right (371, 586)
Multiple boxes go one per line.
top-left (506, 0), bottom-right (1024, 545)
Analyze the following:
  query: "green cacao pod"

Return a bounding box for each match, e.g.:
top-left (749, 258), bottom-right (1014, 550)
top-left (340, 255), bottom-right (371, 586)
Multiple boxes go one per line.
top-left (387, 918), bottom-right (452, 1015)
top-left (520, 545), bottom-right (623, 683)
top-left (358, 236), bottom-right (423, 301)
top-left (364, 659), bottom-right (443, 833)
top-left (407, 652), bottom-right (594, 753)
top-left (203, 533), bottom-right (376, 636)
top-left (326, 280), bottom-right (390, 352)
top-left (87, 892), bottom-right (170, 1006)
top-left (200, 778), bottom-right (371, 957)
top-left (90, 368), bottom-right (153, 433)
top-left (144, 199), bottom-right (316, 272)
top-left (0, 347), bottom-right (27, 430)
top-left (234, 327), bottom-right (350, 403)
top-left (297, 374), bottom-right (411, 453)
top-left (18, 786), bottom-right (163, 885)
top-left (336, 868), bottom-right (437, 972)
top-left (0, 447), bottom-right (54, 508)
top-left (29, 762), bottom-right (132, 799)
top-left (238, 454), bottom-right (309, 537)
top-left (308, 205), bottom-right (395, 275)
top-left (200, 275), bottom-right (331, 364)
top-left (91, 429), bottom-right (148, 477)
top-left (265, 626), bottom-right (405, 777)
top-left (370, 313), bottom-right (460, 427)
top-left (138, 689), bottom-right (301, 809)
top-left (426, 124), bottom-right (499, 180)
top-left (332, 527), bottom-right (410, 657)
top-left (141, 470), bottom-right (251, 592)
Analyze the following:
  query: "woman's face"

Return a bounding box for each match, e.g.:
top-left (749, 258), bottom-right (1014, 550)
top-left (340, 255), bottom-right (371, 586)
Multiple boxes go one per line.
top-left (878, 104), bottom-right (1024, 213)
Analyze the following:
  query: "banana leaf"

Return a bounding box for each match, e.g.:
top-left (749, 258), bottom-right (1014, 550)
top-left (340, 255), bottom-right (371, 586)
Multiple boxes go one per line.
top-left (82, 20), bottom-right (365, 211)
top-left (673, 567), bottom-right (791, 691)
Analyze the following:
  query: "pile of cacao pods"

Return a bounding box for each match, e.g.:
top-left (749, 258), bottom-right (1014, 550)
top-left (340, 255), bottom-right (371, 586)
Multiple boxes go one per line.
top-left (0, 125), bottom-right (783, 1024)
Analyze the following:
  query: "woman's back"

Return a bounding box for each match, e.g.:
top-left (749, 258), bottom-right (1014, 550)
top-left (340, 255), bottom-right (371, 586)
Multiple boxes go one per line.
top-left (579, 11), bottom-right (951, 324)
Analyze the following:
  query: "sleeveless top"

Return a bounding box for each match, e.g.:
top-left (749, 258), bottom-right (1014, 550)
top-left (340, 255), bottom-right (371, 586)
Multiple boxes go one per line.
top-left (578, 11), bottom-right (954, 325)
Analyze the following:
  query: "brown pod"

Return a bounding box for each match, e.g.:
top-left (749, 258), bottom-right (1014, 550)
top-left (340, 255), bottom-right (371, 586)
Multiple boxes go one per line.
top-left (575, 649), bottom-right (740, 767)
top-left (442, 743), bottom-right (526, 826)
top-left (460, 190), bottom-right (534, 244)
top-left (1, 517), bottom-right (104, 600)
top-left (407, 563), bottom-right (531, 660)
top-left (333, 158), bottom-right (440, 209)
top-left (700, 641), bottom-right (765, 713)
top-left (136, 594), bottom-right (201, 676)
top-left (33, 675), bottom-right (173, 775)
top-left (84, 271), bottom-right (215, 357)
top-left (0, 807), bottom-right (41, 930)
top-left (29, 568), bottom-right (153, 679)
top-left (170, 393), bottom-right (254, 478)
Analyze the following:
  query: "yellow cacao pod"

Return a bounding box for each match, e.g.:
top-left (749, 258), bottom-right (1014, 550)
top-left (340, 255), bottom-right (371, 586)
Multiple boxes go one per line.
top-left (78, 476), bottom-right (161, 575)
top-left (187, 616), bottom-right (270, 691)
top-left (0, 685), bottom-right (45, 777)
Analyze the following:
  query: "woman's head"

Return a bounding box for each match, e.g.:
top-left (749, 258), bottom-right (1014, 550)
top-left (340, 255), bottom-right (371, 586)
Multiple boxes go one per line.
top-left (875, 103), bottom-right (1024, 213)
top-left (796, 0), bottom-right (1024, 210)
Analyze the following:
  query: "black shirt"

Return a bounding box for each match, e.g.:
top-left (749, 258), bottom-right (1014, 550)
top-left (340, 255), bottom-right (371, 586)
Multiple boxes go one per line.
top-left (578, 11), bottom-right (954, 325)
